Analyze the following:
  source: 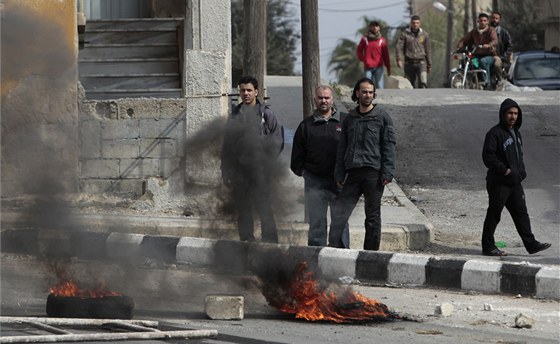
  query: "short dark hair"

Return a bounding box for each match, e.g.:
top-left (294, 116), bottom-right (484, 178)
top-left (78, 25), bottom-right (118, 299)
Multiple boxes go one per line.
top-left (478, 13), bottom-right (489, 19)
top-left (351, 77), bottom-right (376, 103)
top-left (238, 75), bottom-right (258, 90)
top-left (491, 11), bottom-right (501, 17)
top-left (369, 21), bottom-right (380, 27)
top-left (411, 15), bottom-right (420, 21)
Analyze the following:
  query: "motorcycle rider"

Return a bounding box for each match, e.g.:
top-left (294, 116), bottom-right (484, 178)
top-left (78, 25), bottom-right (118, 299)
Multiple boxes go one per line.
top-left (457, 13), bottom-right (498, 90)
top-left (490, 11), bottom-right (513, 82)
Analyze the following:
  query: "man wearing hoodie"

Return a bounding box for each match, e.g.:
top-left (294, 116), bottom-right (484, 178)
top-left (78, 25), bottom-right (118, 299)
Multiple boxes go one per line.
top-left (357, 21), bottom-right (391, 89)
top-left (481, 98), bottom-right (551, 256)
top-left (396, 15), bottom-right (432, 88)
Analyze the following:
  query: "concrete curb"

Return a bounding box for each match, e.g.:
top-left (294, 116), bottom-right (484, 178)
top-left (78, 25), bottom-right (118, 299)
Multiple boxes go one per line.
top-left (2, 230), bottom-right (558, 300)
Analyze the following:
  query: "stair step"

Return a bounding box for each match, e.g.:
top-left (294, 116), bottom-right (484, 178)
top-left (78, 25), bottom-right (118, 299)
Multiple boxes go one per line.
top-left (85, 30), bottom-right (177, 44)
top-left (86, 18), bottom-right (183, 30)
top-left (85, 88), bottom-right (182, 100)
top-left (79, 58), bottom-right (179, 74)
top-left (80, 43), bottom-right (178, 59)
top-left (80, 74), bottom-right (180, 89)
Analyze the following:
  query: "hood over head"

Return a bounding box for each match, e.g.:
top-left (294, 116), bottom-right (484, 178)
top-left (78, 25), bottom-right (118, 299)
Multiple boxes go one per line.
top-left (499, 98), bottom-right (522, 128)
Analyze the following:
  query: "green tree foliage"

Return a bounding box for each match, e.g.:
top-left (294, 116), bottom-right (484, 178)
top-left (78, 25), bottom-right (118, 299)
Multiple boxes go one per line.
top-left (231, 0), bottom-right (300, 82)
top-left (499, 0), bottom-right (544, 51)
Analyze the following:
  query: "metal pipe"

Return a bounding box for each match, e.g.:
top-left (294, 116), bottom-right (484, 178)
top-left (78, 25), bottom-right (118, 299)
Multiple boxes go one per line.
top-left (0, 317), bottom-right (158, 328)
top-left (0, 329), bottom-right (218, 343)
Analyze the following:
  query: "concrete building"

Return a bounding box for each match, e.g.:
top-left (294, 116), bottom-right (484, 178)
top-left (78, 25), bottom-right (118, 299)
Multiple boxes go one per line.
top-left (1, 0), bottom-right (231, 215)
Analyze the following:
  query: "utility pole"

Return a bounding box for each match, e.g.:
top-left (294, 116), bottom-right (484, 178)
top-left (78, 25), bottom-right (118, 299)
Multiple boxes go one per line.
top-left (243, 0), bottom-right (267, 100)
top-left (300, 0), bottom-right (320, 119)
top-left (446, 0), bottom-right (454, 81)
top-left (463, 0), bottom-right (470, 36)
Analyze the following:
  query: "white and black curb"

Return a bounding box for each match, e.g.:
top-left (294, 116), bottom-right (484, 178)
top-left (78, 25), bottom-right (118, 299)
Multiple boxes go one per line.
top-left (2, 230), bottom-right (558, 300)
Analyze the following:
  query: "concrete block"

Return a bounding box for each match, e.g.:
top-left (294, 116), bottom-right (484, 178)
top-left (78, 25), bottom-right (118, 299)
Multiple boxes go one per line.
top-left (536, 266), bottom-right (560, 300)
top-left (102, 139), bottom-right (139, 159)
top-left (139, 118), bottom-right (182, 139)
top-left (101, 119), bottom-right (139, 139)
top-left (318, 247), bottom-right (360, 280)
top-left (80, 120), bottom-right (102, 158)
top-left (387, 253), bottom-right (430, 286)
top-left (462, 260), bottom-right (502, 293)
top-left (434, 302), bottom-right (454, 317)
top-left (119, 158), bottom-right (178, 178)
top-left (139, 138), bottom-right (177, 158)
top-left (106, 232), bottom-right (144, 260)
top-left (386, 75), bottom-right (413, 89)
top-left (176, 237), bottom-right (215, 266)
top-left (205, 295), bottom-right (244, 320)
top-left (81, 159), bottom-right (120, 178)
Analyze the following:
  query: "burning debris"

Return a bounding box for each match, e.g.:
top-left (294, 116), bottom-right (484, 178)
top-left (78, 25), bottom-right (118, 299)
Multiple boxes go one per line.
top-left (260, 261), bottom-right (399, 323)
top-left (46, 264), bottom-right (133, 319)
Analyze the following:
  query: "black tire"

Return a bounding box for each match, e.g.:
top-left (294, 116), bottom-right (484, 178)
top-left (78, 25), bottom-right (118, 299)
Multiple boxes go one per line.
top-left (450, 72), bottom-right (465, 89)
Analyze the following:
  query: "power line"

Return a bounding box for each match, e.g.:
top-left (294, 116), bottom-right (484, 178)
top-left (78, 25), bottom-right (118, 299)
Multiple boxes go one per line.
top-left (318, 1), bottom-right (407, 13)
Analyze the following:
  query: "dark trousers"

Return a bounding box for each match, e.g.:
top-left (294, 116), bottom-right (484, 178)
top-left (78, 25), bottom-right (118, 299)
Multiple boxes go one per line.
top-left (232, 183), bottom-right (278, 243)
top-left (329, 167), bottom-right (384, 250)
top-left (482, 181), bottom-right (536, 252)
top-left (304, 171), bottom-right (349, 247)
top-left (404, 61), bottom-right (427, 88)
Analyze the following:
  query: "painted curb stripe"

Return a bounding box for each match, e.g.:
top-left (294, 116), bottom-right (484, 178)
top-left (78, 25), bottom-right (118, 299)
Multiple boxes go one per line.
top-left (426, 257), bottom-right (466, 289)
top-left (500, 263), bottom-right (540, 296)
top-left (355, 251), bottom-right (394, 282)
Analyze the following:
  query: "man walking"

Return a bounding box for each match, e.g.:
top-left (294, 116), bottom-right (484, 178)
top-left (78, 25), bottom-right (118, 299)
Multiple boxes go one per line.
top-left (490, 11), bottom-right (513, 81)
top-left (396, 15), bottom-right (432, 88)
top-left (481, 98), bottom-right (551, 256)
top-left (457, 13), bottom-right (498, 90)
top-left (357, 21), bottom-right (391, 89)
top-left (221, 76), bottom-right (284, 243)
top-left (291, 86), bottom-right (349, 247)
top-left (328, 78), bottom-right (396, 250)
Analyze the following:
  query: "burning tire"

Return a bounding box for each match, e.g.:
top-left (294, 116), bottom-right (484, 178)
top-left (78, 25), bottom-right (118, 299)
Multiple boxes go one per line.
top-left (46, 294), bottom-right (134, 319)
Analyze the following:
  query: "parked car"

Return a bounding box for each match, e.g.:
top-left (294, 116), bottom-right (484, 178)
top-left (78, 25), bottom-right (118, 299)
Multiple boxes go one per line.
top-left (508, 50), bottom-right (560, 90)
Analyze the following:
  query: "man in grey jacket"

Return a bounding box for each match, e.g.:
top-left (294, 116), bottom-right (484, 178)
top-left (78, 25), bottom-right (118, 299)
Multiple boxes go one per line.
top-left (328, 78), bottom-right (396, 250)
top-left (396, 15), bottom-right (432, 88)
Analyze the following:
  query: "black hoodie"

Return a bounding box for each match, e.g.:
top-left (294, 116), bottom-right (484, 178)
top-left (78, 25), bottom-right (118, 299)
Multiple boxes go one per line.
top-left (482, 98), bottom-right (526, 185)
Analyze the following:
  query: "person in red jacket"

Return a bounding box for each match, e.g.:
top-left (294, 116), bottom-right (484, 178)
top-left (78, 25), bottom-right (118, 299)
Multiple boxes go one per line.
top-left (357, 21), bottom-right (391, 89)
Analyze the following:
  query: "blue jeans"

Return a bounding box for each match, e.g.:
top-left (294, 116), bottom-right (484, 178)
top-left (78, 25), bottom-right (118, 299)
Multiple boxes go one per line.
top-left (478, 55), bottom-right (495, 85)
top-left (304, 171), bottom-right (349, 248)
top-left (365, 67), bottom-right (385, 89)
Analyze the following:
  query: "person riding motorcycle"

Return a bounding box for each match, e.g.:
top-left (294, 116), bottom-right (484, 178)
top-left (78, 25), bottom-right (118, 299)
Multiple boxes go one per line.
top-left (457, 13), bottom-right (498, 90)
top-left (490, 11), bottom-right (513, 81)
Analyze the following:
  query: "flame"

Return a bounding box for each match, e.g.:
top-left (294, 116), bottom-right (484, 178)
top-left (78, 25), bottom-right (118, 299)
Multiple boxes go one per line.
top-left (50, 279), bottom-right (122, 298)
top-left (269, 261), bottom-right (398, 323)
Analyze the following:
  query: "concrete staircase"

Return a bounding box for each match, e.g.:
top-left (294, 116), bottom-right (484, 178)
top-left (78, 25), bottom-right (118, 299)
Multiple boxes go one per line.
top-left (79, 18), bottom-right (183, 100)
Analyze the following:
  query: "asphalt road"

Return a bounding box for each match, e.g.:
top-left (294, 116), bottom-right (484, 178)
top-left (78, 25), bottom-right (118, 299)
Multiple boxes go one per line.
top-left (1, 253), bottom-right (558, 344)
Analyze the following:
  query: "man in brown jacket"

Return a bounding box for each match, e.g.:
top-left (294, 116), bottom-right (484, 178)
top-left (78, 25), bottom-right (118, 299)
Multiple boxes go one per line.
top-left (457, 12), bottom-right (498, 89)
top-left (396, 15), bottom-right (432, 88)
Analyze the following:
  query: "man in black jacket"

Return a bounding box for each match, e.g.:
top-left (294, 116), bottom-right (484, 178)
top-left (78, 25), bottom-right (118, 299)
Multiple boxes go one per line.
top-left (291, 86), bottom-right (349, 247)
top-left (328, 78), bottom-right (396, 251)
top-left (490, 11), bottom-right (513, 81)
top-left (481, 98), bottom-right (551, 256)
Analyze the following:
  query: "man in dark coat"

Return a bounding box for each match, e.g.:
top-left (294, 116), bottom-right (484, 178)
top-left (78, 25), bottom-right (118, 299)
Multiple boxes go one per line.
top-left (481, 98), bottom-right (551, 256)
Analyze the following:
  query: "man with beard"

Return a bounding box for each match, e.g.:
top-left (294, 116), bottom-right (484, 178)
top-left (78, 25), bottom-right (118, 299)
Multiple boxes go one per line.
top-left (481, 98), bottom-right (551, 256)
top-left (291, 85), bottom-right (349, 248)
top-left (221, 76), bottom-right (284, 243)
top-left (328, 78), bottom-right (396, 251)
top-left (357, 21), bottom-right (391, 89)
top-left (490, 11), bottom-right (513, 82)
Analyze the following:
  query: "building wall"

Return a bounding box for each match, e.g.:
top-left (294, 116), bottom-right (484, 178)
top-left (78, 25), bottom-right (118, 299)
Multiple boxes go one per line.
top-left (1, 0), bottom-right (79, 196)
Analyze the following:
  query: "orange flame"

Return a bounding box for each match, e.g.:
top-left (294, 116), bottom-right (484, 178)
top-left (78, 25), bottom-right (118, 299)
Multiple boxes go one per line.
top-left (273, 262), bottom-right (397, 323)
top-left (50, 279), bottom-right (122, 298)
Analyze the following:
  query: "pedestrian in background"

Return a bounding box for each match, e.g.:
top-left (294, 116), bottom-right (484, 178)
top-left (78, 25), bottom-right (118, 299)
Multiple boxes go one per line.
top-left (328, 78), bottom-right (396, 250)
top-left (291, 86), bottom-right (350, 248)
top-left (357, 21), bottom-right (391, 89)
top-left (221, 75), bottom-right (284, 243)
top-left (481, 98), bottom-right (551, 256)
top-left (490, 11), bottom-right (513, 82)
top-left (457, 13), bottom-right (498, 90)
top-left (396, 15), bottom-right (432, 88)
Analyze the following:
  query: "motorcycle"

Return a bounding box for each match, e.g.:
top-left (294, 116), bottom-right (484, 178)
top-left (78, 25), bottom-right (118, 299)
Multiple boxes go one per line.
top-left (449, 45), bottom-right (487, 90)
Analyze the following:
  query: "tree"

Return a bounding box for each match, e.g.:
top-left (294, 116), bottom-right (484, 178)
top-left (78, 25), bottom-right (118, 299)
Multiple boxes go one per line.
top-left (500, 0), bottom-right (544, 51)
top-left (231, 0), bottom-right (300, 83)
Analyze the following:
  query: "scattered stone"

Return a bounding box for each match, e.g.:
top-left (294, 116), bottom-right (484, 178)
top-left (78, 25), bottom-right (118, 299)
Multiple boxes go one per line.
top-left (434, 303), bottom-right (454, 317)
top-left (514, 294), bottom-right (522, 298)
top-left (483, 303), bottom-right (493, 311)
top-left (205, 295), bottom-right (244, 320)
top-left (515, 313), bottom-right (535, 329)
top-left (466, 306), bottom-right (473, 311)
